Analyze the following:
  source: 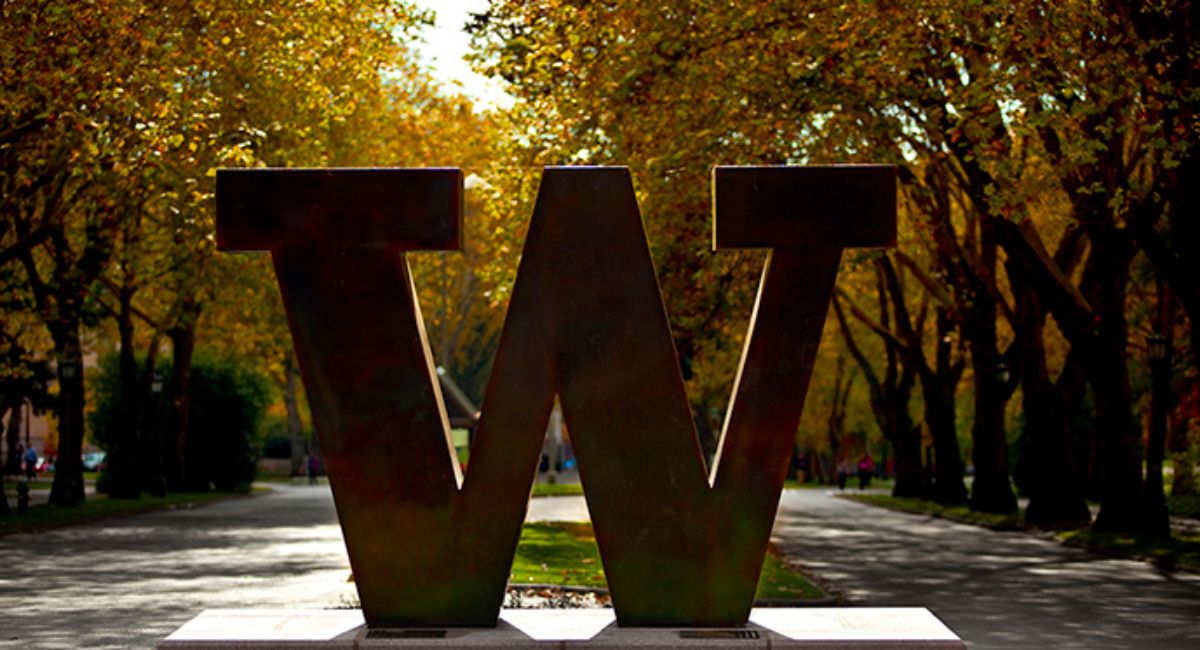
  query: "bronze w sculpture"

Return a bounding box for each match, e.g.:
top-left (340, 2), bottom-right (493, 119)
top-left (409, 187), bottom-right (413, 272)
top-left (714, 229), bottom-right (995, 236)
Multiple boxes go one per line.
top-left (216, 165), bottom-right (895, 628)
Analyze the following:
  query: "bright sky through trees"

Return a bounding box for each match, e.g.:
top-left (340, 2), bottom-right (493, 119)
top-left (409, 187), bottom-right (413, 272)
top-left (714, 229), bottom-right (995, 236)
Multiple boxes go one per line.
top-left (411, 0), bottom-right (512, 109)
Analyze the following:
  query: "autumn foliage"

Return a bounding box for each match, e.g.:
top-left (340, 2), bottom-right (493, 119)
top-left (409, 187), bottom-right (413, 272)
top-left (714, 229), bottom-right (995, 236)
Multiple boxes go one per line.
top-left (1, 1), bottom-right (1197, 539)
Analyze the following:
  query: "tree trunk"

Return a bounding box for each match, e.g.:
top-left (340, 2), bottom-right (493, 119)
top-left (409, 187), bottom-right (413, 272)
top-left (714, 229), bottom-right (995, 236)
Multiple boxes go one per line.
top-left (1089, 351), bottom-right (1143, 532)
top-left (1019, 325), bottom-right (1087, 526)
top-left (0, 402), bottom-right (11, 515)
top-left (884, 369), bottom-right (922, 497)
top-left (139, 334), bottom-right (165, 496)
top-left (284, 354), bottom-right (306, 477)
top-left (826, 356), bottom-right (851, 476)
top-left (831, 278), bottom-right (922, 498)
top-left (872, 257), bottom-right (965, 502)
top-left (878, 384), bottom-right (922, 497)
top-left (967, 316), bottom-right (1017, 514)
top-left (810, 448), bottom-right (831, 484)
top-left (164, 317), bottom-right (197, 491)
top-left (1087, 229), bottom-right (1142, 534)
top-left (926, 385), bottom-right (967, 505)
top-left (1020, 378), bottom-right (1091, 528)
top-left (48, 325), bottom-right (86, 507)
top-left (1007, 251), bottom-right (1090, 528)
top-left (1143, 356), bottom-right (1171, 537)
top-left (1188, 303), bottom-right (1200, 389)
top-left (1116, 4), bottom-right (1200, 373)
top-left (1084, 417), bottom-right (1105, 502)
top-left (107, 284), bottom-right (142, 499)
top-left (1141, 281), bottom-right (1174, 538)
top-left (924, 312), bottom-right (967, 505)
top-left (892, 424), bottom-right (924, 498)
top-left (3, 396), bottom-right (21, 475)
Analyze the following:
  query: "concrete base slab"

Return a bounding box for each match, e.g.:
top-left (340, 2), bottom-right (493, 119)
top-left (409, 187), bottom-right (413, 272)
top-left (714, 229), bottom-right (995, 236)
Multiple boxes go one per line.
top-left (160, 608), bottom-right (964, 649)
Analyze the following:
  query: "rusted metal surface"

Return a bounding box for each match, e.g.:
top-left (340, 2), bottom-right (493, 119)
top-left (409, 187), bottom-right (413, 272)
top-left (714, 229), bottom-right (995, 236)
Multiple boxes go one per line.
top-left (219, 168), bottom-right (525, 628)
top-left (218, 168), bottom-right (461, 251)
top-left (216, 165), bottom-right (895, 628)
top-left (712, 165), bottom-right (896, 249)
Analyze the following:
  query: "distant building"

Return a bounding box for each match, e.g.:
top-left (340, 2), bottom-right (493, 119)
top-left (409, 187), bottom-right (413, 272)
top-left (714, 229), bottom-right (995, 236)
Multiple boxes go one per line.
top-left (2, 399), bottom-right (55, 460)
top-left (2, 352), bottom-right (101, 469)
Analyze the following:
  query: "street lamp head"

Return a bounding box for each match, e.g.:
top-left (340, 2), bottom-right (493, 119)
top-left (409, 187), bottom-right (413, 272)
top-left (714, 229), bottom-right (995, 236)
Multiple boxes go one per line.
top-left (1147, 333), bottom-right (1168, 362)
top-left (995, 361), bottom-right (1010, 384)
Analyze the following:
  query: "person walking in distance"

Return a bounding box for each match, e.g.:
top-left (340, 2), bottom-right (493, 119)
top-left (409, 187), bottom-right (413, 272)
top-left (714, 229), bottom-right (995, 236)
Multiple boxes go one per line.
top-left (836, 457), bottom-right (852, 490)
top-left (857, 453), bottom-right (875, 490)
top-left (307, 453), bottom-right (320, 485)
top-left (24, 445), bottom-right (38, 481)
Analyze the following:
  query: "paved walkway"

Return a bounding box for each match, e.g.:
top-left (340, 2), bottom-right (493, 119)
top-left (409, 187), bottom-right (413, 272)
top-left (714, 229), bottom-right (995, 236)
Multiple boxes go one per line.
top-left (0, 485), bottom-right (587, 649)
top-left (2, 485), bottom-right (1198, 648)
top-left (526, 494), bottom-right (591, 522)
top-left (0, 484), bottom-right (357, 649)
top-left (772, 489), bottom-right (1200, 649)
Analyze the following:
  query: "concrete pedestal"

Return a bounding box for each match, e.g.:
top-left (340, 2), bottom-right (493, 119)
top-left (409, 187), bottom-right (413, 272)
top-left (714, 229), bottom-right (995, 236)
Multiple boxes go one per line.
top-left (159, 608), bottom-right (964, 649)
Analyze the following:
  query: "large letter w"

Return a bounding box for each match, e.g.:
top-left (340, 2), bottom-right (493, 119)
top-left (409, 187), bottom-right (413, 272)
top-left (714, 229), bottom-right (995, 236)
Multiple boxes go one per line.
top-left (216, 166), bottom-right (894, 627)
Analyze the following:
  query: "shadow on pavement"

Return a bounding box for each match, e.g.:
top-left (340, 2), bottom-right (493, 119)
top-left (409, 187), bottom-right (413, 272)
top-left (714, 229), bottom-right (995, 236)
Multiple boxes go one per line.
top-left (0, 484), bottom-right (353, 649)
top-left (772, 490), bottom-right (1200, 649)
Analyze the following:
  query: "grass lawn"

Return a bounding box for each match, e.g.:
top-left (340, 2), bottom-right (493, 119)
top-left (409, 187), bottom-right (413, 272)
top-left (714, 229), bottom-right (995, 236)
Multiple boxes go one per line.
top-left (254, 475), bottom-right (329, 485)
top-left (253, 480), bottom-right (584, 497)
top-left (1060, 529), bottom-right (1200, 572)
top-left (532, 479), bottom-right (873, 496)
top-left (530, 482), bottom-right (584, 498)
top-left (844, 492), bottom-right (1200, 572)
top-left (784, 478), bottom-right (896, 491)
top-left (512, 522), bottom-right (606, 588)
top-left (2, 478), bottom-right (55, 491)
top-left (511, 522), bottom-right (825, 600)
top-left (0, 489), bottom-right (260, 537)
top-left (252, 480), bottom-right (581, 496)
top-left (841, 493), bottom-right (1021, 530)
top-left (0, 471), bottom-right (99, 491)
top-left (1168, 493), bottom-right (1200, 519)
top-left (756, 546), bottom-right (827, 599)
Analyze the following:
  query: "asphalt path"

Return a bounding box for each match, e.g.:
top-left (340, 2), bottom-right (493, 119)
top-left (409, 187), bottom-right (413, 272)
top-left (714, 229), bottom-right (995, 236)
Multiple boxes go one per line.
top-left (0, 484), bottom-right (356, 649)
top-left (1, 484), bottom-right (1198, 648)
top-left (771, 489), bottom-right (1200, 649)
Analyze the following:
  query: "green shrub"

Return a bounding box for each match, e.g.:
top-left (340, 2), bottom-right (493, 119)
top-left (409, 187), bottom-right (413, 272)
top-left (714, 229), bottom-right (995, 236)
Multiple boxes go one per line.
top-left (184, 356), bottom-right (271, 491)
top-left (1171, 448), bottom-right (1197, 497)
top-left (86, 354), bottom-right (128, 455)
top-left (259, 415), bottom-right (294, 460)
top-left (261, 435), bottom-right (293, 460)
top-left (89, 353), bottom-right (271, 493)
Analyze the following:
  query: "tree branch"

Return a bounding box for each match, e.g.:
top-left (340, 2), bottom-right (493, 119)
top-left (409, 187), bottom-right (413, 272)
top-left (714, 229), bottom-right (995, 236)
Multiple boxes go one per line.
top-left (0, 225), bottom-right (51, 267)
top-left (893, 249), bottom-right (957, 315)
top-left (834, 286), bottom-right (910, 351)
top-left (832, 292), bottom-right (882, 393)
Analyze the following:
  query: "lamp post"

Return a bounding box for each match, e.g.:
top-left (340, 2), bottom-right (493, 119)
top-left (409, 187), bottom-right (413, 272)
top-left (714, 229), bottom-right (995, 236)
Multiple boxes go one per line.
top-left (24, 390), bottom-right (31, 450)
top-left (1144, 333), bottom-right (1170, 538)
top-left (150, 372), bottom-right (167, 497)
top-left (28, 377), bottom-right (46, 452)
top-left (57, 355), bottom-right (78, 475)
